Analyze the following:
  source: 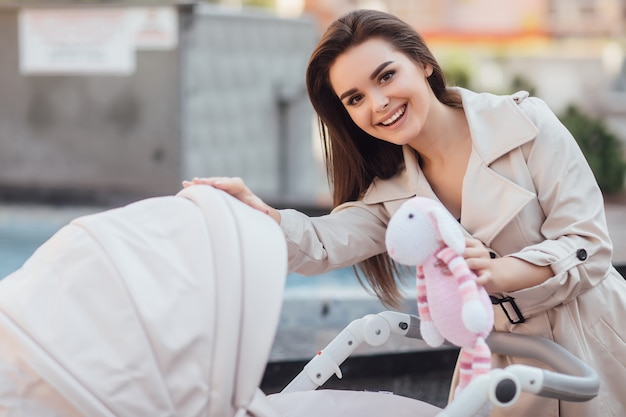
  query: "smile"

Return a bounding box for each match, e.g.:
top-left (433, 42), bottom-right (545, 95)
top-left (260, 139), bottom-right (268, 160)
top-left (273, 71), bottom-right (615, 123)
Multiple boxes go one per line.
top-left (380, 105), bottom-right (406, 126)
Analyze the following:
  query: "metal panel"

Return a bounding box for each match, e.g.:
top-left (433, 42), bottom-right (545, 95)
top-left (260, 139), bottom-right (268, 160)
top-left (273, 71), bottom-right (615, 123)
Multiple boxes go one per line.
top-left (180, 5), bottom-right (321, 206)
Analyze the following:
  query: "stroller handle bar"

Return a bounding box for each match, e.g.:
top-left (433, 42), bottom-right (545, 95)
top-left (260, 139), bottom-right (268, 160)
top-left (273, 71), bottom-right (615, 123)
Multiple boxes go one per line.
top-left (281, 311), bottom-right (599, 410)
top-left (486, 331), bottom-right (599, 401)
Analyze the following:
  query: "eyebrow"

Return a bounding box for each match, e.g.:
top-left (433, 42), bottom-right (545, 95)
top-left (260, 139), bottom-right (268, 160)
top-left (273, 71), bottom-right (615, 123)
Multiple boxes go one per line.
top-left (338, 61), bottom-right (394, 101)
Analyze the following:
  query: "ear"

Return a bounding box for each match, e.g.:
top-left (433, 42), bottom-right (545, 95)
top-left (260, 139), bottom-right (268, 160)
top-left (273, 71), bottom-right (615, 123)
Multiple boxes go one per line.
top-left (427, 205), bottom-right (465, 254)
top-left (424, 63), bottom-right (433, 78)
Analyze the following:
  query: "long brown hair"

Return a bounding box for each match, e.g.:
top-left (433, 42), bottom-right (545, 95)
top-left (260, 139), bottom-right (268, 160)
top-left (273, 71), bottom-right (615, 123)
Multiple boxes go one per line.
top-left (305, 9), bottom-right (461, 307)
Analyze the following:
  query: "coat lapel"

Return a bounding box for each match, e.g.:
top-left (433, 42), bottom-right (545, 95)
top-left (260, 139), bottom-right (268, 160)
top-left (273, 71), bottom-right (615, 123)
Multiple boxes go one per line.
top-left (461, 153), bottom-right (536, 244)
top-left (458, 88), bottom-right (539, 244)
top-left (460, 88), bottom-right (538, 165)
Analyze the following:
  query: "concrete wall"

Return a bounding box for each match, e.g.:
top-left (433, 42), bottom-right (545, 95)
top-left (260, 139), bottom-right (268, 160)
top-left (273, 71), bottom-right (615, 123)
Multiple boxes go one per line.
top-left (0, 4), bottom-right (323, 206)
top-left (0, 5), bottom-right (182, 203)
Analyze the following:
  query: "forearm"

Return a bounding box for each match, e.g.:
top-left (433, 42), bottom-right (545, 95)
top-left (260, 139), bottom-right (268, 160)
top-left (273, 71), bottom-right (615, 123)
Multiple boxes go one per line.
top-left (279, 203), bottom-right (388, 275)
top-left (484, 256), bottom-right (552, 294)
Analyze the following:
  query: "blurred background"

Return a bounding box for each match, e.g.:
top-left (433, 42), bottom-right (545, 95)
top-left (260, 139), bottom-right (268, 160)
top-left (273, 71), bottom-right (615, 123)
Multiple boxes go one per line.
top-left (1, 0), bottom-right (626, 406)
top-left (1, 0), bottom-right (625, 209)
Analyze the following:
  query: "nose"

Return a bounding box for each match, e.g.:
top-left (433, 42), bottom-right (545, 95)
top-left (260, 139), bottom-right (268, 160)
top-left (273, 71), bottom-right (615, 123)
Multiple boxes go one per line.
top-left (373, 92), bottom-right (390, 112)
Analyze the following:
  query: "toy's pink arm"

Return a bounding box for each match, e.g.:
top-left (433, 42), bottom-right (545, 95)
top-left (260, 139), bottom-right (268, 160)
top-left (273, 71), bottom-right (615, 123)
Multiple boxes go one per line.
top-left (417, 263), bottom-right (445, 347)
top-left (437, 247), bottom-right (481, 306)
top-left (416, 265), bottom-right (432, 322)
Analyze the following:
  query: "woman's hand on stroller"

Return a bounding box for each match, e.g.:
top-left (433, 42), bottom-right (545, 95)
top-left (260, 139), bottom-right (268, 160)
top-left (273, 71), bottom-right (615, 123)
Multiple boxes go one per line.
top-left (182, 176), bottom-right (281, 223)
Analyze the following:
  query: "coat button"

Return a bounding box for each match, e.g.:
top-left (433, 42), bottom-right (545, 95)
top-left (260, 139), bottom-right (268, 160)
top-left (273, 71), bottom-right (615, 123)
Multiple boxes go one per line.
top-left (576, 249), bottom-right (588, 261)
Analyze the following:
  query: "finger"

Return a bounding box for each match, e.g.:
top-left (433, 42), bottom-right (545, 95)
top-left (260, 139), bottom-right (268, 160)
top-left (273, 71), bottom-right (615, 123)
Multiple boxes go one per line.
top-left (465, 237), bottom-right (481, 248)
top-left (464, 246), bottom-right (483, 256)
top-left (188, 178), bottom-right (244, 200)
top-left (466, 257), bottom-right (488, 271)
top-left (190, 177), bottom-right (221, 186)
top-left (197, 177), bottom-right (245, 193)
top-left (464, 248), bottom-right (489, 261)
top-left (474, 270), bottom-right (491, 287)
top-left (183, 177), bottom-right (224, 188)
top-left (464, 241), bottom-right (490, 258)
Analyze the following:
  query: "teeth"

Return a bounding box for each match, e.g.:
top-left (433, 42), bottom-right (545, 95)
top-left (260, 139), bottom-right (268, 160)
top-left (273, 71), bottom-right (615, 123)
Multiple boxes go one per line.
top-left (381, 106), bottom-right (405, 126)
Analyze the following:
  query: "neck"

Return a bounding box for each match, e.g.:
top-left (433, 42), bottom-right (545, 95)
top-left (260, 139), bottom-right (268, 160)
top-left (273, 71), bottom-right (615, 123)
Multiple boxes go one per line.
top-left (410, 105), bottom-right (470, 167)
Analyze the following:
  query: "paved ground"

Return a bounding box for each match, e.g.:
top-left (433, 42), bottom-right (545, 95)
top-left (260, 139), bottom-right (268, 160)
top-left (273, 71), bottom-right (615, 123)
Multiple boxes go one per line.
top-left (261, 348), bottom-right (458, 409)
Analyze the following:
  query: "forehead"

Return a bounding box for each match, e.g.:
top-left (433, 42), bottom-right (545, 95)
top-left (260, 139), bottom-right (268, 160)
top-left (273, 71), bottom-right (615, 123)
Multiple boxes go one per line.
top-left (329, 38), bottom-right (409, 93)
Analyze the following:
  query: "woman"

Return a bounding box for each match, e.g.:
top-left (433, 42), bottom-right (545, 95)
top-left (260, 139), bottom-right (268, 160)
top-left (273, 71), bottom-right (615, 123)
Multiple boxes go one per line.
top-left (185, 9), bottom-right (626, 416)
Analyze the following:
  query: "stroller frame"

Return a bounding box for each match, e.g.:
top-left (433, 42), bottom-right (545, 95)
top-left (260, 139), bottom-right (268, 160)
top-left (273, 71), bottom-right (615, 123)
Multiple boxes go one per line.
top-left (280, 310), bottom-right (600, 417)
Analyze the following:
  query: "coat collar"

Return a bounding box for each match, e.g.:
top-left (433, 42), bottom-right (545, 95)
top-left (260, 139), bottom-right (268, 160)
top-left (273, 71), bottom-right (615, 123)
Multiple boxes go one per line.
top-left (362, 88), bottom-right (539, 244)
top-left (461, 88), bottom-right (538, 164)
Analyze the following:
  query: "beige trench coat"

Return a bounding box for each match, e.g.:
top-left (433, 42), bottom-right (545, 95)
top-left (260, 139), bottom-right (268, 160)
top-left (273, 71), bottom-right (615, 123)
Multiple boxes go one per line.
top-left (279, 88), bottom-right (626, 416)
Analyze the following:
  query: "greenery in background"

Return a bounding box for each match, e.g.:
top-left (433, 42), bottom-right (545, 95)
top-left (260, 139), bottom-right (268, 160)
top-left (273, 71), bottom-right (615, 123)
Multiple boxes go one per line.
top-left (443, 65), bottom-right (625, 195)
top-left (484, 72), bottom-right (624, 195)
top-left (240, 0), bottom-right (274, 8)
top-left (558, 105), bottom-right (626, 194)
top-left (509, 75), bottom-right (536, 97)
top-left (444, 64), bottom-right (471, 88)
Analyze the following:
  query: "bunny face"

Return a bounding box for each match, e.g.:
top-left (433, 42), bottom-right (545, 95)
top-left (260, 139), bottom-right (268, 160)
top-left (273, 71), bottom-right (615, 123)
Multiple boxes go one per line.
top-left (385, 199), bottom-right (441, 266)
top-left (385, 196), bottom-right (466, 266)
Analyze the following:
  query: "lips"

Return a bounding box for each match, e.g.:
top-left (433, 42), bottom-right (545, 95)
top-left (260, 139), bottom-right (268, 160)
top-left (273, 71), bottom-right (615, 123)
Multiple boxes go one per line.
top-left (379, 104), bottom-right (406, 126)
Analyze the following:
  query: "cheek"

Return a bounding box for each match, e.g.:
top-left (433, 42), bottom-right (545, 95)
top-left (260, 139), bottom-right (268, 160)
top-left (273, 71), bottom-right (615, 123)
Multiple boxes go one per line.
top-left (346, 107), bottom-right (369, 129)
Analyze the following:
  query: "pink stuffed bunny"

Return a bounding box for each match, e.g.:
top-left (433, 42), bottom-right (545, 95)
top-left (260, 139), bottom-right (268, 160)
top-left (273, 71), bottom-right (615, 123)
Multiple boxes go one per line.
top-left (385, 196), bottom-right (494, 393)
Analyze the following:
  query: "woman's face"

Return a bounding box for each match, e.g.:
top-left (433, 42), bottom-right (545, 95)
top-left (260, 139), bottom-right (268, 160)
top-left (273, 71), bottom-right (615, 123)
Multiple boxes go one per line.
top-left (329, 38), bottom-right (434, 146)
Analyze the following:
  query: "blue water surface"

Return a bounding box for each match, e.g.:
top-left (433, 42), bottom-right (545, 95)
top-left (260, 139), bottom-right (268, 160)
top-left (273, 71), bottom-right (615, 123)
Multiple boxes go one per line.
top-left (0, 222), bottom-right (61, 279)
top-left (0, 204), bottom-right (416, 298)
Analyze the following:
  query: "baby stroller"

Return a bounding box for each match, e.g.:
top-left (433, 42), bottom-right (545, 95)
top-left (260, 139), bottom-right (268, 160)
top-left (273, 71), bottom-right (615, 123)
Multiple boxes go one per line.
top-left (269, 311), bottom-right (600, 417)
top-left (0, 185), bottom-right (599, 416)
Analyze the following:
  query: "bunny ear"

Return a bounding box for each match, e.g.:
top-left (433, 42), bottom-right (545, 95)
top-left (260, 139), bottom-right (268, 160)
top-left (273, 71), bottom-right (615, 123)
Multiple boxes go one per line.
top-left (427, 205), bottom-right (465, 254)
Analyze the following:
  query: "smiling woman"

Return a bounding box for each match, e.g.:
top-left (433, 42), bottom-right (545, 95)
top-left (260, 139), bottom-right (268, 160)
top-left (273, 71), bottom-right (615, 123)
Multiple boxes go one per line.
top-left (183, 9), bottom-right (626, 417)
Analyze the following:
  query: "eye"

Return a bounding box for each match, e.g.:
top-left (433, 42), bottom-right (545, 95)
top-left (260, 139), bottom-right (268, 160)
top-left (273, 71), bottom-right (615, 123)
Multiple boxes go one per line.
top-left (408, 213), bottom-right (414, 219)
top-left (348, 94), bottom-right (364, 106)
top-left (379, 70), bottom-right (395, 84)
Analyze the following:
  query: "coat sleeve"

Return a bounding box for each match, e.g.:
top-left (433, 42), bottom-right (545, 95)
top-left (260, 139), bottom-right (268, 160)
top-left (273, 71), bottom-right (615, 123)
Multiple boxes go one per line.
top-left (504, 97), bottom-right (614, 314)
top-left (277, 200), bottom-right (390, 276)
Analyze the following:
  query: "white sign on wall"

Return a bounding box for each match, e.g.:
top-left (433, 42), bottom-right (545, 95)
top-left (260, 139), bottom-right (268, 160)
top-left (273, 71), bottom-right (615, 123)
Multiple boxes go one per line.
top-left (130, 7), bottom-right (178, 51)
top-left (19, 8), bottom-right (135, 75)
top-left (18, 6), bottom-right (179, 75)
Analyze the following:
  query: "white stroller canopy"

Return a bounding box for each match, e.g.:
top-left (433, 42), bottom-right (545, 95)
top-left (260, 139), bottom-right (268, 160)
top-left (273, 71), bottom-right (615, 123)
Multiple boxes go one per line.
top-left (0, 185), bottom-right (287, 417)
